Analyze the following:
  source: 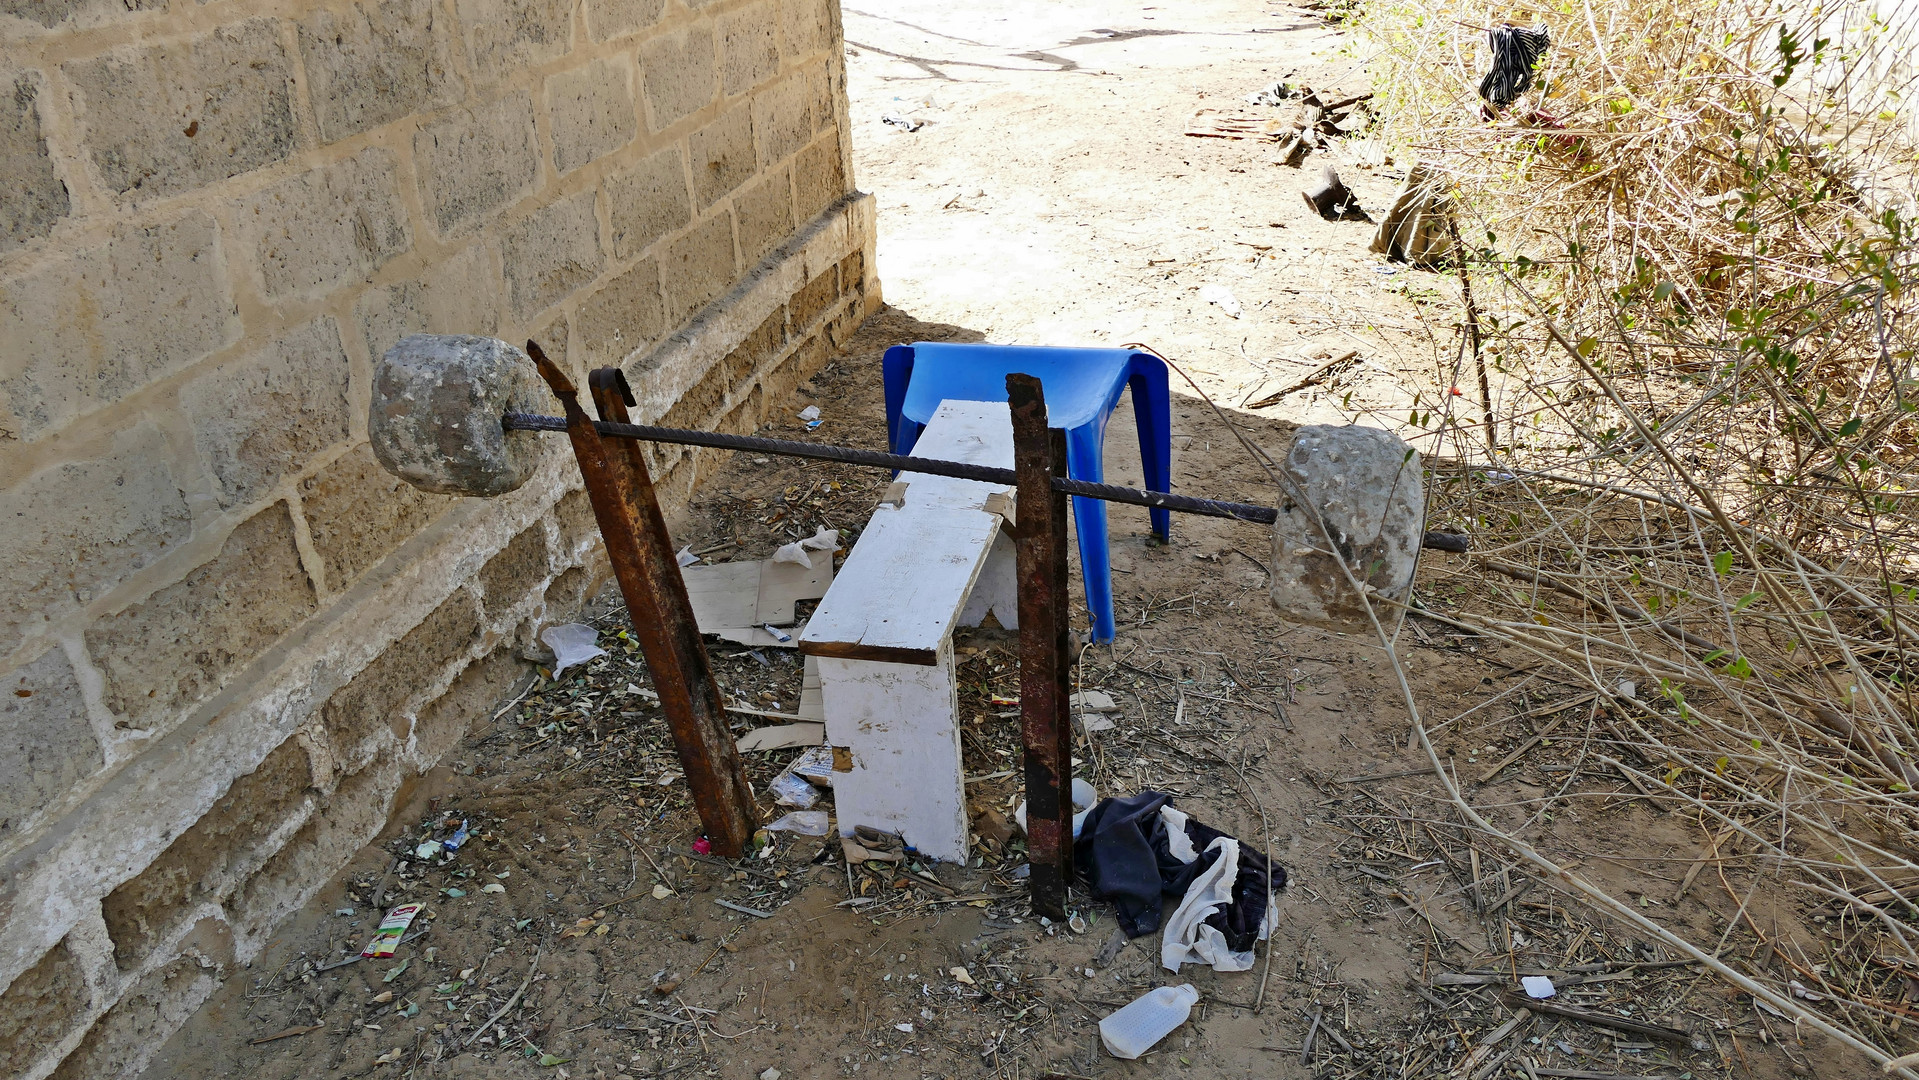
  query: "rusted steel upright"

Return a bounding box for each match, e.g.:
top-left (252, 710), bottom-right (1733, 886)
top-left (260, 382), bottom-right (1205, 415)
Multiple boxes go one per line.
top-left (526, 343), bottom-right (757, 856)
top-left (1007, 373), bottom-right (1074, 919)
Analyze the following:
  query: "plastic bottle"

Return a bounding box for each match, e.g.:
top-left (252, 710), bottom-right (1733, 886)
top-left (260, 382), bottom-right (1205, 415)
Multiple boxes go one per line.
top-left (1098, 983), bottom-right (1199, 1059)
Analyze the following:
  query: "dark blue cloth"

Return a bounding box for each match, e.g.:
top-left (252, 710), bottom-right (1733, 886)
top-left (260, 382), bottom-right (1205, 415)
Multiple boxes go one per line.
top-left (1073, 790), bottom-right (1285, 948)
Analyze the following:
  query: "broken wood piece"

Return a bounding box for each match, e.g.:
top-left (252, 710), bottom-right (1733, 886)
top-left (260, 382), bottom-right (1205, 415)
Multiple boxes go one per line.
top-left (1477, 709), bottom-right (1579, 783)
top-left (1300, 1005), bottom-right (1323, 1064)
top-left (1497, 991), bottom-right (1694, 1046)
top-left (249, 1024), bottom-right (324, 1046)
top-left (1186, 107), bottom-right (1310, 140)
top-left (1673, 825), bottom-right (1738, 901)
top-left (1244, 349), bottom-right (1361, 408)
top-left (1274, 133), bottom-right (1309, 167)
top-left (734, 722), bottom-right (825, 752)
top-left (982, 489), bottom-right (1017, 532)
top-left (1429, 972), bottom-right (1503, 986)
top-left (1458, 1008), bottom-right (1529, 1074)
top-left (880, 480), bottom-right (909, 508)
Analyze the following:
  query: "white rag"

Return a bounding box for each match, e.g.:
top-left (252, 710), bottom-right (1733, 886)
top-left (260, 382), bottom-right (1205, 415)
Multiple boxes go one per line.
top-left (1156, 807), bottom-right (1277, 972)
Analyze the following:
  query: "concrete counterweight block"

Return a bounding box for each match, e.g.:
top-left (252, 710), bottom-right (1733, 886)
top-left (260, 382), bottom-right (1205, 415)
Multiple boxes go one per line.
top-left (370, 334), bottom-right (548, 497)
top-left (1268, 424), bottom-right (1424, 636)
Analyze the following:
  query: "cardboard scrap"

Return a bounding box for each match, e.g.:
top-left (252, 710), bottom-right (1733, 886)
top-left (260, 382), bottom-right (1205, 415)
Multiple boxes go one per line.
top-left (682, 555), bottom-right (834, 648)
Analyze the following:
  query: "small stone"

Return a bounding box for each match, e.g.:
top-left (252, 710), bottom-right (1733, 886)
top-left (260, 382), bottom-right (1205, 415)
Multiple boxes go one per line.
top-left (761, 1070), bottom-right (781, 1080)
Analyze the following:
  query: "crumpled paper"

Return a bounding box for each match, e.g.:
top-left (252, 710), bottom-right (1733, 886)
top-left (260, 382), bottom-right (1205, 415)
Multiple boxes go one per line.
top-left (771, 526), bottom-right (840, 569)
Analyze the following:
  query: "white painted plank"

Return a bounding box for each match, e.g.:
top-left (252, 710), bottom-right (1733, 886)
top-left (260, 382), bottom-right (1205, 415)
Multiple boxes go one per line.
top-left (818, 650), bottom-right (968, 861)
top-left (800, 400), bottom-right (1015, 653)
top-left (896, 400), bottom-right (1014, 510)
top-left (799, 507), bottom-right (998, 653)
top-left (958, 531), bottom-right (1020, 630)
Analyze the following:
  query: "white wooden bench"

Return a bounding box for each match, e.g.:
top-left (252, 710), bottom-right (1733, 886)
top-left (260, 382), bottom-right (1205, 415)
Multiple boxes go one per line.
top-left (798, 400), bottom-right (1019, 861)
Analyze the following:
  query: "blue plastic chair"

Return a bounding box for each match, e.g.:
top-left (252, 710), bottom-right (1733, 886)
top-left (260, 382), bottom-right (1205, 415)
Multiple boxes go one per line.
top-left (882, 342), bottom-right (1173, 644)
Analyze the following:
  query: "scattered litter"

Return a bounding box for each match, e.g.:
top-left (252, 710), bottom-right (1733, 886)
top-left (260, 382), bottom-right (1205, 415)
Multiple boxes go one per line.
top-left (1615, 679), bottom-right (1638, 700)
top-left (481, 883), bottom-right (505, 894)
top-left (334, 908), bottom-right (355, 917)
top-left (1522, 975), bottom-right (1557, 999)
top-left (414, 840), bottom-right (442, 860)
top-left (797, 405), bottom-right (822, 429)
top-left (1790, 979), bottom-right (1826, 1001)
top-left (1303, 165), bottom-right (1368, 222)
top-left (1075, 792), bottom-right (1285, 973)
top-left (881, 112), bottom-right (923, 132)
top-left (1015, 777), bottom-right (1097, 838)
top-left (1198, 284), bottom-right (1243, 319)
top-left (677, 546), bottom-right (700, 567)
top-left (442, 820), bottom-right (470, 853)
top-left (1099, 984), bottom-right (1199, 1059)
top-left (761, 623), bottom-right (793, 644)
top-left (359, 904), bottom-right (424, 959)
top-left (894, 1022), bottom-right (915, 1033)
top-left (768, 764), bottom-right (820, 808)
top-left (771, 526), bottom-right (841, 569)
top-left (842, 828), bottom-right (906, 864)
top-left (540, 623), bottom-right (607, 677)
top-left (1068, 912), bottom-right (1088, 934)
top-left (1072, 690), bottom-right (1119, 712)
top-left (1245, 80), bottom-right (1296, 105)
top-left (760, 1070), bottom-right (781, 1080)
top-left (1083, 715), bottom-right (1117, 732)
top-left (766, 810), bottom-right (831, 835)
top-left (950, 967), bottom-right (974, 985)
top-left (382, 958), bottom-right (409, 983)
top-left (735, 722), bottom-right (826, 752)
top-left (788, 745), bottom-right (838, 786)
top-left (692, 836), bottom-right (712, 856)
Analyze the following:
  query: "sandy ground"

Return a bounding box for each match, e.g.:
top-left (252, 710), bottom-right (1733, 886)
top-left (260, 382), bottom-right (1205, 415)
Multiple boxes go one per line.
top-left (143, 2), bottom-right (1859, 1078)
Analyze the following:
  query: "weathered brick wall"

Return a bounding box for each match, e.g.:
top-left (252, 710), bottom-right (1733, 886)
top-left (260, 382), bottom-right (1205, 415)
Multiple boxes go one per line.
top-left (0, 0), bottom-right (876, 1075)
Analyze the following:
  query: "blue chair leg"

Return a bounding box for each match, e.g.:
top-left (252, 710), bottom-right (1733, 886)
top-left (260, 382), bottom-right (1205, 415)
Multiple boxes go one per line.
top-left (882, 347), bottom-right (916, 455)
top-left (1128, 359), bottom-right (1174, 542)
top-left (1064, 424), bottom-right (1116, 644)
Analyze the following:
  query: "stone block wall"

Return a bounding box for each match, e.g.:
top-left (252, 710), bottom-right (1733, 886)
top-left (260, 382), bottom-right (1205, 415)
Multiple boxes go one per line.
top-left (0, 0), bottom-right (877, 1076)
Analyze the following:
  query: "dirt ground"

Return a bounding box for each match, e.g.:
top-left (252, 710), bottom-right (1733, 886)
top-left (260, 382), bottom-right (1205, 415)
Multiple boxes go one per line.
top-left (145, 2), bottom-right (1869, 1078)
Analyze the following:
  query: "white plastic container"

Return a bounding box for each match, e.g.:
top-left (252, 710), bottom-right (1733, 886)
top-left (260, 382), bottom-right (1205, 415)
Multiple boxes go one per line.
top-left (1098, 983), bottom-right (1199, 1059)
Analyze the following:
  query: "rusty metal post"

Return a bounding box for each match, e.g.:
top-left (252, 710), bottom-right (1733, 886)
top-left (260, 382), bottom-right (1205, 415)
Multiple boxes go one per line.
top-left (526, 343), bottom-right (757, 856)
top-left (1008, 373), bottom-right (1074, 919)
